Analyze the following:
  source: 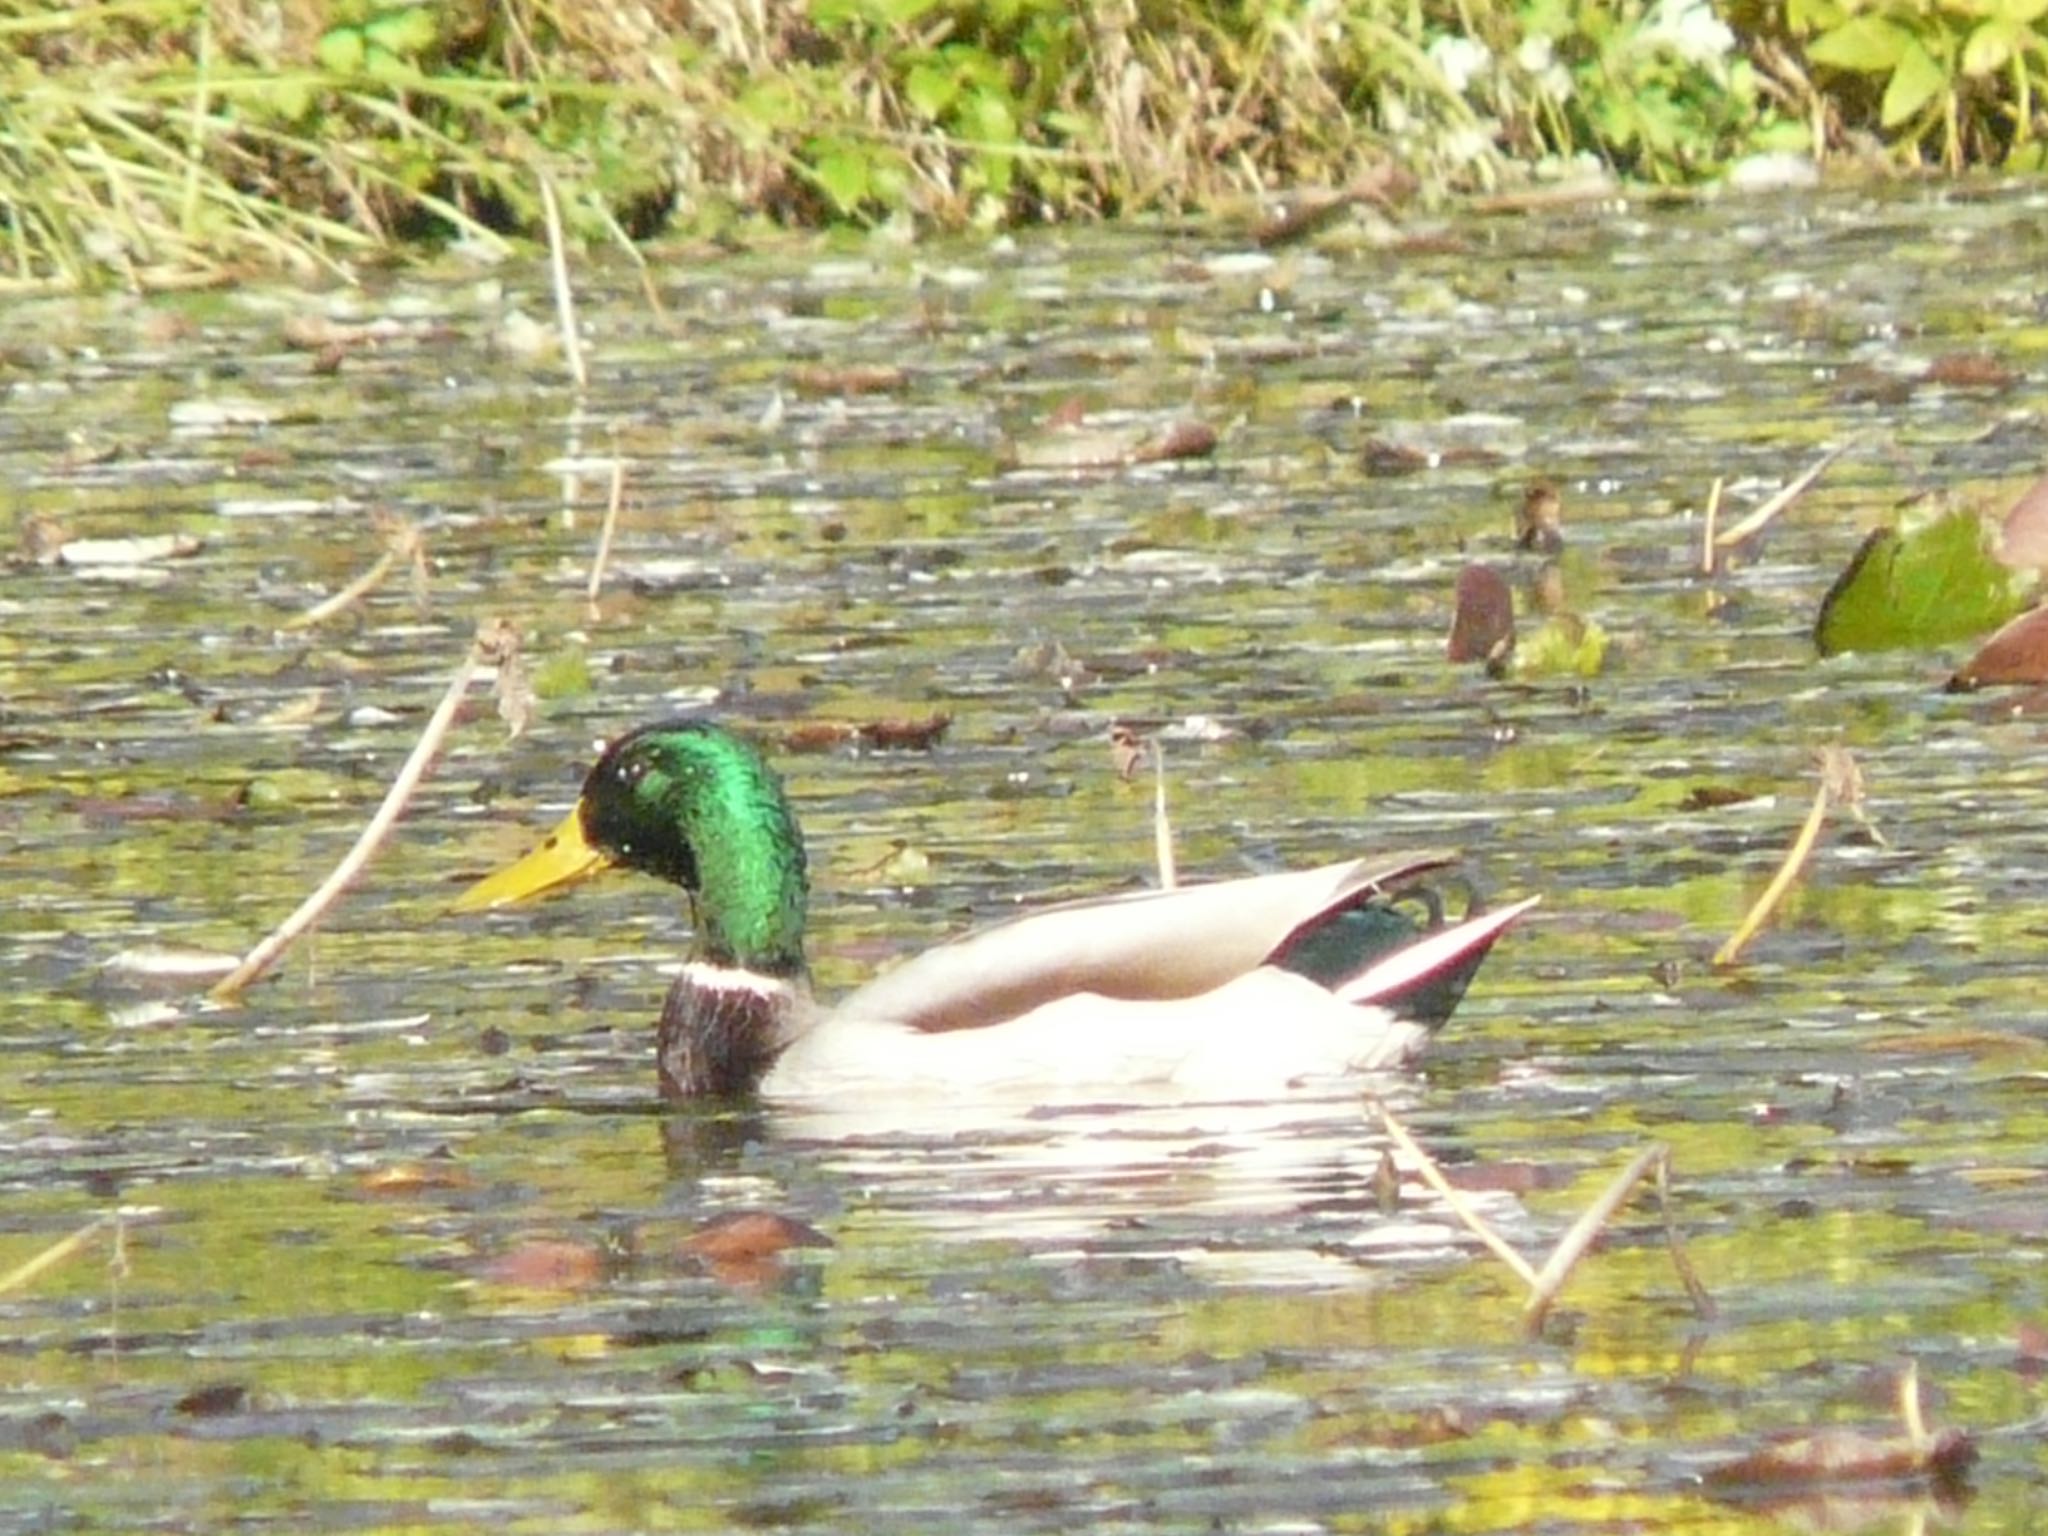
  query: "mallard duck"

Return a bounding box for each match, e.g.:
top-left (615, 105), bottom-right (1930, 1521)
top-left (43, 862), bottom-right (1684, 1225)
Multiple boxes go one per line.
top-left (455, 718), bottom-right (1535, 1102)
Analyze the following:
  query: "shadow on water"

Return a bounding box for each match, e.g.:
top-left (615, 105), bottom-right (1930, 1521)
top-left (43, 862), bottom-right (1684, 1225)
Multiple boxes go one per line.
top-left (4, 186), bottom-right (2048, 1529)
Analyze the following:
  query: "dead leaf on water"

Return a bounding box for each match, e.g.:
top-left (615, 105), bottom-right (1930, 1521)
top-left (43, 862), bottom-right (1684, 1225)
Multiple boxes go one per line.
top-left (682, 1210), bottom-right (833, 1264)
top-left (779, 714), bottom-right (951, 753)
top-left (788, 363), bottom-right (909, 397)
top-left (1448, 563), bottom-right (1515, 672)
top-left (479, 1238), bottom-right (607, 1292)
top-left (1127, 419), bottom-right (1217, 464)
top-left (1924, 352), bottom-right (2018, 391)
top-left (681, 1210), bottom-right (832, 1289)
top-left (1706, 1425), bottom-right (1976, 1493)
top-left (1680, 785), bottom-right (1765, 812)
top-left (1948, 603), bottom-right (2048, 689)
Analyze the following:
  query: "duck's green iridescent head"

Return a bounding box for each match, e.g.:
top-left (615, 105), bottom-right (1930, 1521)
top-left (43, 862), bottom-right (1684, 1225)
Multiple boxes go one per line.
top-left (456, 719), bottom-right (810, 978)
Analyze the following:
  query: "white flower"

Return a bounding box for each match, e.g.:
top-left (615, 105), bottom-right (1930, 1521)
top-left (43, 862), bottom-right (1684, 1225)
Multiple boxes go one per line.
top-left (1516, 34), bottom-right (1554, 73)
top-left (1638, 0), bottom-right (1735, 68)
top-left (1427, 33), bottom-right (1494, 95)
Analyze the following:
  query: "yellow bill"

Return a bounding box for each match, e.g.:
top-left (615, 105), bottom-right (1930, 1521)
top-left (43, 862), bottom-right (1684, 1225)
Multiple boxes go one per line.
top-left (451, 806), bottom-right (613, 912)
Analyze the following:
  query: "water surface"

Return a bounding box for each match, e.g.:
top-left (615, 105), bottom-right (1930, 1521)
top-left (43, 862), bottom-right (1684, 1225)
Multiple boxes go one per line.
top-left (4, 184), bottom-right (2048, 1532)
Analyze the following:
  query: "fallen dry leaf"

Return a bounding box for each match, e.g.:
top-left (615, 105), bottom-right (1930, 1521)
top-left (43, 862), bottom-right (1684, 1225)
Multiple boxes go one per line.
top-left (788, 363), bottom-right (908, 397)
top-left (1925, 352), bottom-right (2017, 391)
top-left (1127, 419), bottom-right (1218, 464)
top-left (1706, 1425), bottom-right (1976, 1492)
top-left (480, 1238), bottom-right (607, 1291)
top-left (1448, 563), bottom-right (1515, 670)
top-left (681, 1210), bottom-right (833, 1265)
top-left (1947, 603), bottom-right (2048, 690)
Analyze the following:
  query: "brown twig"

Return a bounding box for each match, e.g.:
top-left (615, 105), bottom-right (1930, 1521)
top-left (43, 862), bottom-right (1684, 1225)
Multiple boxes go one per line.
top-left (1713, 745), bottom-right (1866, 967)
top-left (209, 621), bottom-right (522, 1001)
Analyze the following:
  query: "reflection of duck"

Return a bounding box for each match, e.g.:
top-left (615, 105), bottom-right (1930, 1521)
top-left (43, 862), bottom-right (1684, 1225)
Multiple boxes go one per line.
top-left (456, 719), bottom-right (1535, 1104)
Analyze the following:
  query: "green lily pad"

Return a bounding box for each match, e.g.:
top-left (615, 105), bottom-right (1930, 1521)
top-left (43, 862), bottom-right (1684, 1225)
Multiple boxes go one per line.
top-left (1814, 507), bottom-right (2032, 657)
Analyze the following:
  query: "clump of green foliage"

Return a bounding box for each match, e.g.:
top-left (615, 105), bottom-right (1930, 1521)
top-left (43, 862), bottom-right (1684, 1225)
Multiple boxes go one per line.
top-left (1765, 0), bottom-right (2048, 169)
top-left (2, 0), bottom-right (2047, 289)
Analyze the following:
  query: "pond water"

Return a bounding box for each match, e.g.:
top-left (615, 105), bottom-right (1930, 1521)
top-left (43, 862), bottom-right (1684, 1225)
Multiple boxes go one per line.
top-left (5, 182), bottom-right (2048, 1532)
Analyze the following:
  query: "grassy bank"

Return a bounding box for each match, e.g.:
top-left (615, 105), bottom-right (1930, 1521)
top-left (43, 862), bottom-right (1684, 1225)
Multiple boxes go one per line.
top-left (3, 0), bottom-right (2046, 288)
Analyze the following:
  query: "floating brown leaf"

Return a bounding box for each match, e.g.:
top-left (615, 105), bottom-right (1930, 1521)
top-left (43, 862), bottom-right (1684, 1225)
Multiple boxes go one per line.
top-left (480, 1238), bottom-right (606, 1291)
top-left (1127, 419), bottom-right (1217, 464)
top-left (1447, 563), bottom-right (1515, 671)
top-left (780, 714), bottom-right (950, 754)
top-left (858, 713), bottom-right (951, 751)
top-left (1925, 352), bottom-right (2017, 390)
top-left (788, 363), bottom-right (907, 397)
top-left (174, 1382), bottom-right (251, 1418)
top-left (1947, 603), bottom-right (2048, 690)
top-left (1706, 1425), bottom-right (1976, 1492)
top-left (683, 1211), bottom-right (833, 1286)
top-left (1680, 785), bottom-right (1762, 812)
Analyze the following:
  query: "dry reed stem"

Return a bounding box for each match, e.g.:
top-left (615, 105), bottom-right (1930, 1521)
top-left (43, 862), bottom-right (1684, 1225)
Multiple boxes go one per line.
top-left (1375, 1103), bottom-right (1713, 1329)
top-left (1713, 745), bottom-right (1863, 967)
top-left (1151, 738), bottom-right (1176, 890)
top-left (1700, 474), bottom-right (1723, 574)
top-left (1899, 1360), bottom-right (1928, 1448)
top-left (1373, 1101), bottom-right (1538, 1286)
top-left (0, 1213), bottom-right (113, 1298)
top-left (209, 620), bottom-right (521, 1001)
top-left (1524, 1142), bottom-right (1665, 1330)
top-left (1657, 1149), bottom-right (1716, 1319)
top-left (1713, 441), bottom-right (1850, 550)
top-left (539, 174), bottom-right (587, 390)
top-left (586, 456), bottom-right (625, 608)
top-left (286, 516), bottom-right (423, 629)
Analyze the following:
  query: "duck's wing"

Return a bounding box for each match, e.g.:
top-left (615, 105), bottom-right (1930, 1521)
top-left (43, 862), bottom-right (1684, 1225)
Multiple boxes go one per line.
top-left (830, 853), bottom-right (1468, 1033)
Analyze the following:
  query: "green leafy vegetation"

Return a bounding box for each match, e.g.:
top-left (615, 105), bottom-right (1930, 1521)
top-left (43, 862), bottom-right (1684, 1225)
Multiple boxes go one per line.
top-left (1813, 505), bottom-right (2034, 657)
top-left (0, 0), bottom-right (2045, 285)
top-left (1775, 0), bottom-right (2048, 168)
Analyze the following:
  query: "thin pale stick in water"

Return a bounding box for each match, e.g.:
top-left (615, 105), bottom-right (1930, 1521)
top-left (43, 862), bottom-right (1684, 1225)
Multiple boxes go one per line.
top-left (1373, 1101), bottom-right (1538, 1286)
top-left (210, 622), bottom-right (520, 1000)
top-left (540, 174), bottom-right (587, 390)
top-left (587, 457), bottom-right (625, 608)
top-left (1713, 441), bottom-right (1850, 550)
